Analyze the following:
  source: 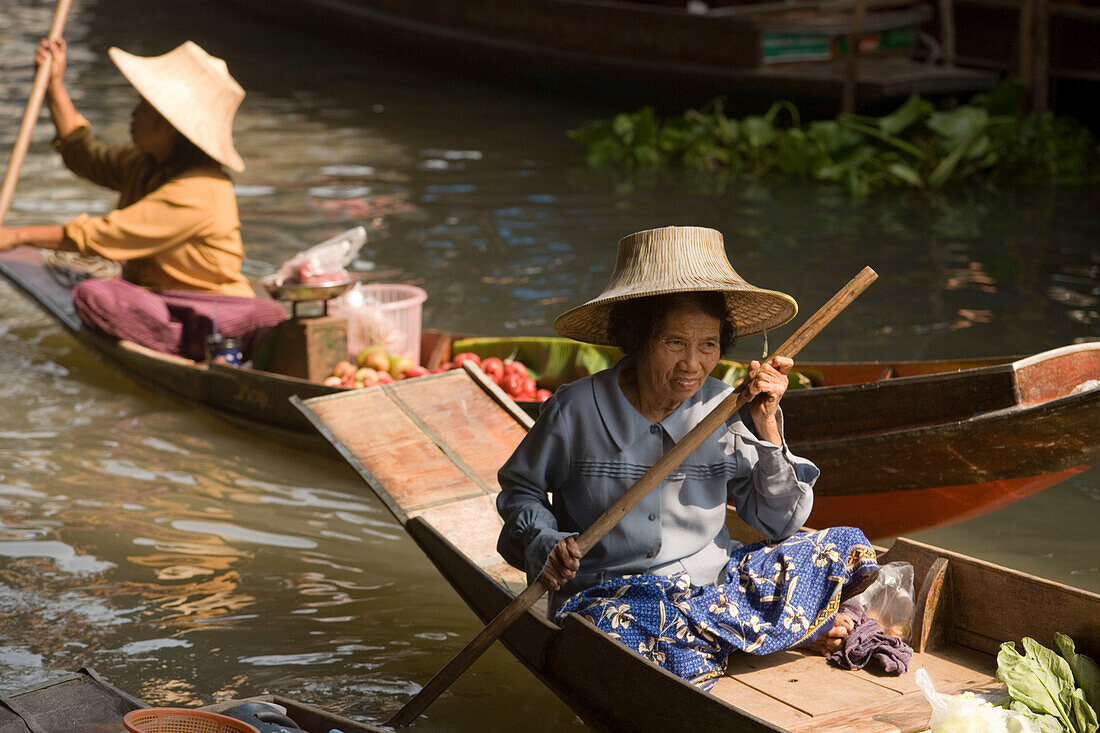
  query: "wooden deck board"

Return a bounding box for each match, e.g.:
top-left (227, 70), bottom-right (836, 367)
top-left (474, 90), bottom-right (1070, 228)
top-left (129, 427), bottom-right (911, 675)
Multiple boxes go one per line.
top-left (846, 644), bottom-right (993, 695)
top-left (307, 388), bottom-right (488, 513)
top-left (708, 676), bottom-right (812, 728)
top-left (712, 643), bottom-right (996, 729)
top-left (722, 650), bottom-right (901, 716)
top-left (785, 677), bottom-right (1004, 733)
top-left (411, 495), bottom-right (507, 569)
top-left (389, 374), bottom-right (527, 491)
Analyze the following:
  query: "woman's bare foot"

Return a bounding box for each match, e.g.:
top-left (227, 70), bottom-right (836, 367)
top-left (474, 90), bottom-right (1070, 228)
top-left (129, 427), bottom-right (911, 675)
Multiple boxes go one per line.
top-left (800, 611), bottom-right (856, 656)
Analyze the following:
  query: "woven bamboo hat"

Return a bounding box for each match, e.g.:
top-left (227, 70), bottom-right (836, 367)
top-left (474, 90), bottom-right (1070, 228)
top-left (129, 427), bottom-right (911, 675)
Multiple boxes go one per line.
top-left (109, 41), bottom-right (246, 172)
top-left (553, 226), bottom-right (798, 345)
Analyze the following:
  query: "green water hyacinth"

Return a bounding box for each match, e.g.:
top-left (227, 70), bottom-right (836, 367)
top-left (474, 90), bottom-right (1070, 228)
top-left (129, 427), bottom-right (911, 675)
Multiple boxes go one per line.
top-left (996, 635), bottom-right (1099, 733)
top-left (568, 81), bottom-right (1098, 197)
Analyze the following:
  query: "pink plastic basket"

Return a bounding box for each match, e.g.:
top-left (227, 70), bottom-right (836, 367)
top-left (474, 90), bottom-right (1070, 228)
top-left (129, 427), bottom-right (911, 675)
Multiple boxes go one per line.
top-left (345, 283), bottom-right (428, 363)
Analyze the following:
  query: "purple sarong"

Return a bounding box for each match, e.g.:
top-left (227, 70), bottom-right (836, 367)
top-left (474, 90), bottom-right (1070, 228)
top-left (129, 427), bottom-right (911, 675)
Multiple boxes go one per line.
top-left (73, 279), bottom-right (287, 361)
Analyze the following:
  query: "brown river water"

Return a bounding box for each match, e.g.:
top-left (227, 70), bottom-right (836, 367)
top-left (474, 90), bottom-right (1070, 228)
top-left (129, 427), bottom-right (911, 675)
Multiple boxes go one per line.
top-left (1, 0), bottom-right (1098, 728)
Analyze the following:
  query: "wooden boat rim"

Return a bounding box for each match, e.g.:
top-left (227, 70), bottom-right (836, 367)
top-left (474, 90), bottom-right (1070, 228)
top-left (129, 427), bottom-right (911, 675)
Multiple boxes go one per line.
top-left (1011, 341), bottom-right (1100, 371)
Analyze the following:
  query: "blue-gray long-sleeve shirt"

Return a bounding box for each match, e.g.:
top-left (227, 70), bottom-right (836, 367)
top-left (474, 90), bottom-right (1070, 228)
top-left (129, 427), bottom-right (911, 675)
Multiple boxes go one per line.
top-left (496, 358), bottom-right (819, 612)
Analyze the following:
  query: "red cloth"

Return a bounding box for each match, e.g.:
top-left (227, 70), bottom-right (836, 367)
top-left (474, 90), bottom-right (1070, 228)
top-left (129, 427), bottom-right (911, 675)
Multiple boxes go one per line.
top-left (73, 279), bottom-right (287, 361)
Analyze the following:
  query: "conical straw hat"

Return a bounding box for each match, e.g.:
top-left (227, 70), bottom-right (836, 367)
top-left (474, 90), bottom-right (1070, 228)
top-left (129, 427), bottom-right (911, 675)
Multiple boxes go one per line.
top-left (109, 41), bottom-right (245, 172)
top-left (554, 226), bottom-right (797, 345)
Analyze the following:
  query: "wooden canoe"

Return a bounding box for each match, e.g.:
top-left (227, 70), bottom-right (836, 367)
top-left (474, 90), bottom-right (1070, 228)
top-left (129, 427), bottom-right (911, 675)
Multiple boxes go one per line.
top-left (3, 246), bottom-right (1098, 537)
top-left (226, 0), bottom-right (998, 104)
top-left (296, 368), bottom-right (1100, 732)
top-left (0, 667), bottom-right (384, 733)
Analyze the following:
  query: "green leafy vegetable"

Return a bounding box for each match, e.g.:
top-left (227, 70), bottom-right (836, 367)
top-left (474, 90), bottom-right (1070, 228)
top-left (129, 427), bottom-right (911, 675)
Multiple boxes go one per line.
top-left (1009, 701), bottom-right (1066, 733)
top-left (1056, 633), bottom-right (1100, 713)
top-left (1070, 688), bottom-right (1098, 733)
top-left (997, 636), bottom-right (1100, 733)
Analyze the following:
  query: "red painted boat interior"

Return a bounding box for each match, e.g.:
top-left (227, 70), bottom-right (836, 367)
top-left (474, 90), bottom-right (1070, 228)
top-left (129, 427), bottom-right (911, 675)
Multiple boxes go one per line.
top-left (1014, 346), bottom-right (1100, 406)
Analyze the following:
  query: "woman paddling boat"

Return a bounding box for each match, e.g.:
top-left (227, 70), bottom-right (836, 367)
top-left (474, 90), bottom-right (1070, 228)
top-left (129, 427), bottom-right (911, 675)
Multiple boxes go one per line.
top-left (495, 225), bottom-right (883, 688)
top-left (0, 38), bottom-right (285, 361)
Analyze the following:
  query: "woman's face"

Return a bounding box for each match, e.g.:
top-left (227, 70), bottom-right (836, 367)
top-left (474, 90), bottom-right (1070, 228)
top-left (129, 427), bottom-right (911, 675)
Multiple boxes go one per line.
top-left (130, 98), bottom-right (177, 160)
top-left (636, 303), bottom-right (723, 407)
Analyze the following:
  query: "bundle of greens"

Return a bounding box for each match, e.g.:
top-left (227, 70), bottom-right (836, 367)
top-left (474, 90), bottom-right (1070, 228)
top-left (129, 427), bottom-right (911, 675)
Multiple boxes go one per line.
top-left (997, 633), bottom-right (1099, 733)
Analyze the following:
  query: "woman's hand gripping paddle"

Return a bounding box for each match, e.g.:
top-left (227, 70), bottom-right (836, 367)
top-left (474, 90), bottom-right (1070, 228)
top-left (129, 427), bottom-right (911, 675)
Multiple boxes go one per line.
top-left (0, 0), bottom-right (74, 225)
top-left (386, 266), bottom-right (878, 728)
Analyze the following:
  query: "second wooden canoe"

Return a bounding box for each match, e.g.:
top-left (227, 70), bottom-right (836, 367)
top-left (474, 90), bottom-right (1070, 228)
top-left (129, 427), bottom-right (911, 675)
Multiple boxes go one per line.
top-left (3, 246), bottom-right (1097, 537)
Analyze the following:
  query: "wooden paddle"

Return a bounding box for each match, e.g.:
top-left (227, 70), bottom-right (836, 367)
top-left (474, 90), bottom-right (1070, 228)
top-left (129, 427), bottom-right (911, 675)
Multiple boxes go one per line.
top-left (0, 0), bottom-right (75, 226)
top-left (386, 265), bottom-right (878, 728)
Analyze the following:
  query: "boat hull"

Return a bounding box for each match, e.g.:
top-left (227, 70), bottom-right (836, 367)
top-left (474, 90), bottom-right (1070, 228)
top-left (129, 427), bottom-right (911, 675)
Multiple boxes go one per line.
top-left (0, 667), bottom-right (385, 732)
top-left (296, 372), bottom-right (1100, 731)
top-left (227, 0), bottom-right (998, 104)
top-left (808, 465), bottom-right (1089, 537)
top-left (3, 247), bottom-right (1098, 538)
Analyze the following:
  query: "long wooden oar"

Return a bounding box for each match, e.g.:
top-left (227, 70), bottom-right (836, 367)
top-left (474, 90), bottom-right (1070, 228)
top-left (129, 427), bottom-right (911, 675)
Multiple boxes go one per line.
top-left (386, 265), bottom-right (878, 728)
top-left (0, 0), bottom-right (75, 226)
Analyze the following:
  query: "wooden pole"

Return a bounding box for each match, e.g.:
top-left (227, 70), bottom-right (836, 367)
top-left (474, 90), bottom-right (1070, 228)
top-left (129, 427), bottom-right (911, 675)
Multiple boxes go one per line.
top-left (841, 0), bottom-right (869, 114)
top-left (1019, 0), bottom-right (1035, 99)
top-left (938, 0), bottom-right (956, 67)
top-left (0, 0), bottom-right (75, 226)
top-left (385, 266), bottom-right (879, 728)
top-left (1032, 0), bottom-right (1050, 111)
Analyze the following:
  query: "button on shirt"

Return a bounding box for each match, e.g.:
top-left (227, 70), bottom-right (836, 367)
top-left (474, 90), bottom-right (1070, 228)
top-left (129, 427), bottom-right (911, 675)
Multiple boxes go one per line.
top-left (496, 358), bottom-right (819, 613)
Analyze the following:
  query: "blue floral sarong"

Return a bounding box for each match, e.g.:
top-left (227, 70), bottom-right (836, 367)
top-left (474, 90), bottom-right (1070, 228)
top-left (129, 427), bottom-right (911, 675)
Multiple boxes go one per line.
top-left (555, 526), bottom-right (878, 689)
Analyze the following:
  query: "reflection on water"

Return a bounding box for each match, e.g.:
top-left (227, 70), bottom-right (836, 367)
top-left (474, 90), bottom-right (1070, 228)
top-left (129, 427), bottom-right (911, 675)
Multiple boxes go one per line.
top-left (0, 0), bottom-right (1097, 728)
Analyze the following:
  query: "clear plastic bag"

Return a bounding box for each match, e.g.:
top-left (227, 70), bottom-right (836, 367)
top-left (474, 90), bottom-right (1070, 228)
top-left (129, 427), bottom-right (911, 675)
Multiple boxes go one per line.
top-left (849, 561), bottom-right (915, 640)
top-left (275, 226), bottom-right (367, 285)
top-left (916, 668), bottom-right (1039, 733)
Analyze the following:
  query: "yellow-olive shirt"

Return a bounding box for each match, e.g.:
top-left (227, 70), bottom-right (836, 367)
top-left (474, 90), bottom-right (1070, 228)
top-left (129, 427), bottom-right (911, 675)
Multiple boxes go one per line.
top-left (56, 115), bottom-right (254, 297)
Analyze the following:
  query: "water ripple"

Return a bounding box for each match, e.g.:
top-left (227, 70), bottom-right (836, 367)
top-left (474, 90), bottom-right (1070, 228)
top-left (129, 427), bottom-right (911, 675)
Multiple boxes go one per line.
top-left (0, 540), bottom-right (115, 574)
top-left (169, 520), bottom-right (318, 549)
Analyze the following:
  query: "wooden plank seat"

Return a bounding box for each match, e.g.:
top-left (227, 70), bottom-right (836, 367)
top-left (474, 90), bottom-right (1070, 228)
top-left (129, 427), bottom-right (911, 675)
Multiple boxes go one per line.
top-left (707, 550), bottom-right (993, 733)
top-left (709, 644), bottom-right (997, 732)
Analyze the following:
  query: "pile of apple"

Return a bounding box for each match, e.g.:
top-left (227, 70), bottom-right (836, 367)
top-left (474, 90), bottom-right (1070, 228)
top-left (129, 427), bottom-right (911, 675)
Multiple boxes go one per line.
top-left (450, 352), bottom-right (552, 403)
top-left (322, 347), bottom-right (551, 403)
top-left (322, 345), bottom-right (427, 389)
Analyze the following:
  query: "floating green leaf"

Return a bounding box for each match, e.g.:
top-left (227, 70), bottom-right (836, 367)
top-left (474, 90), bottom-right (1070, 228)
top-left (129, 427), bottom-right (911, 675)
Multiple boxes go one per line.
top-left (568, 80), bottom-right (1098, 196)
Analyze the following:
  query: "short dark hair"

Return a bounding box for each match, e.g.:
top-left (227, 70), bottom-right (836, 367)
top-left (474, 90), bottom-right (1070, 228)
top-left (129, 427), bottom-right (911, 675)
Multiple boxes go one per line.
top-left (607, 292), bottom-right (736, 357)
top-left (159, 132), bottom-right (221, 180)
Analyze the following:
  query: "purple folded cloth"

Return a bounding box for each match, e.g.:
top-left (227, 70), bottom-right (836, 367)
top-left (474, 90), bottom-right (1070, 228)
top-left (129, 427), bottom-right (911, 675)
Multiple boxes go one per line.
top-left (828, 601), bottom-right (913, 674)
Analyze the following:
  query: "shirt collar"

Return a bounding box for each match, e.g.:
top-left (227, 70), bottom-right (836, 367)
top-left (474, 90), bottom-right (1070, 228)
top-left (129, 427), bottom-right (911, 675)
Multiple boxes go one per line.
top-left (592, 360), bottom-right (735, 450)
top-left (662, 381), bottom-right (733, 443)
top-left (591, 358), bottom-right (653, 451)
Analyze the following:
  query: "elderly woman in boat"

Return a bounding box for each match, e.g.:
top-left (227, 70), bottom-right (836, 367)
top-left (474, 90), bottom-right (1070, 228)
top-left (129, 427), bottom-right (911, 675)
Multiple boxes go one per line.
top-left (0, 39), bottom-right (285, 360)
top-left (496, 226), bottom-right (879, 688)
